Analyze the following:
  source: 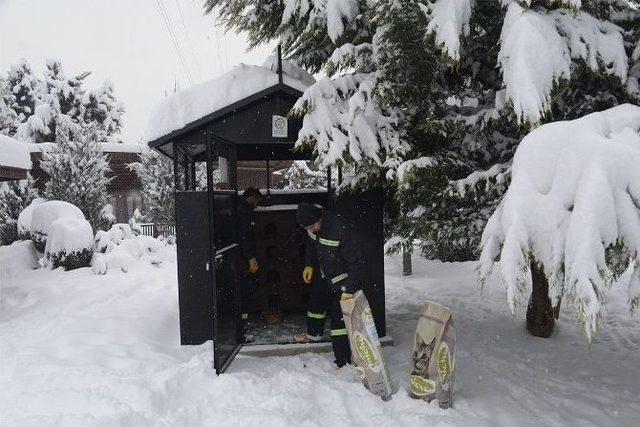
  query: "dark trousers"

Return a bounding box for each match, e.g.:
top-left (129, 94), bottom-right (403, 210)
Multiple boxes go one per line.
top-left (241, 272), bottom-right (257, 321)
top-left (307, 277), bottom-right (351, 366)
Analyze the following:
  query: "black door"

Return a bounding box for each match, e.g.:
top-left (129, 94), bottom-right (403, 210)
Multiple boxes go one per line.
top-left (208, 136), bottom-right (243, 374)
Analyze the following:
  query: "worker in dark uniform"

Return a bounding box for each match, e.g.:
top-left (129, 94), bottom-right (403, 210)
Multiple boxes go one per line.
top-left (238, 187), bottom-right (262, 341)
top-left (293, 202), bottom-right (361, 368)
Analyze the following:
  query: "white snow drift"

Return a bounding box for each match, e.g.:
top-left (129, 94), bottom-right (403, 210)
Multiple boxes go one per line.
top-left (480, 104), bottom-right (640, 341)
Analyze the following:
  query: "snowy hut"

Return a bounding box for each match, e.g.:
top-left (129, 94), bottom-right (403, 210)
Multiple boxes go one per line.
top-left (0, 135), bottom-right (31, 181)
top-left (146, 54), bottom-right (388, 373)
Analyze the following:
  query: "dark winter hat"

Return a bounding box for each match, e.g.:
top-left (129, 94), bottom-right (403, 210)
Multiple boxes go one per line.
top-left (297, 203), bottom-right (322, 228)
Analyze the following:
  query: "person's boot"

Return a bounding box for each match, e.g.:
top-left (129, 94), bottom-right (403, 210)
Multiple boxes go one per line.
top-left (293, 331), bottom-right (322, 343)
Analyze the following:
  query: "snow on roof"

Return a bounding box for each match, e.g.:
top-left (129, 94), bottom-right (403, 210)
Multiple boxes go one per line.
top-left (0, 134), bottom-right (32, 170)
top-left (25, 142), bottom-right (142, 154)
top-left (145, 59), bottom-right (315, 143)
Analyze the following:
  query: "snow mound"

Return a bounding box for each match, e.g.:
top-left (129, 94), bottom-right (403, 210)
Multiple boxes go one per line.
top-left (0, 134), bottom-right (32, 170)
top-left (92, 235), bottom-right (166, 274)
top-left (0, 240), bottom-right (39, 279)
top-left (17, 198), bottom-right (45, 237)
top-left (145, 62), bottom-right (314, 142)
top-left (45, 217), bottom-right (94, 256)
top-left (480, 104), bottom-right (640, 341)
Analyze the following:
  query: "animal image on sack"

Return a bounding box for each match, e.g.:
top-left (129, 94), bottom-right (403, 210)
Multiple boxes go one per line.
top-left (409, 301), bottom-right (455, 408)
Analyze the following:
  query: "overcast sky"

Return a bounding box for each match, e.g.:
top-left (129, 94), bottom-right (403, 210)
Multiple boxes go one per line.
top-left (0, 0), bottom-right (273, 142)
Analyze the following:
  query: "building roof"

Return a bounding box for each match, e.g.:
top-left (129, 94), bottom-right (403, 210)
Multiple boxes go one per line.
top-left (145, 58), bottom-right (315, 146)
top-left (0, 134), bottom-right (32, 170)
top-left (26, 142), bottom-right (142, 154)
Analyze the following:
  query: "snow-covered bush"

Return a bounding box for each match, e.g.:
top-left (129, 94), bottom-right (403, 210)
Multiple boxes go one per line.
top-left (92, 233), bottom-right (166, 275)
top-left (480, 104), bottom-right (640, 342)
top-left (0, 175), bottom-right (38, 245)
top-left (16, 198), bottom-right (45, 242)
top-left (94, 223), bottom-right (135, 253)
top-left (28, 200), bottom-right (85, 252)
top-left (44, 217), bottom-right (94, 270)
top-left (128, 208), bottom-right (143, 235)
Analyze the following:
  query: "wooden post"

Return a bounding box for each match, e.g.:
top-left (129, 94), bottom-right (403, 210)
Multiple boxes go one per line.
top-left (402, 246), bottom-right (412, 276)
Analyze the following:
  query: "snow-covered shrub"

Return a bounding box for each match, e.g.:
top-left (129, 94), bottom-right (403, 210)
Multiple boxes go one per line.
top-left (94, 223), bottom-right (134, 253)
top-left (128, 208), bottom-right (143, 235)
top-left (0, 176), bottom-right (38, 245)
top-left (29, 200), bottom-right (85, 252)
top-left (44, 217), bottom-right (94, 270)
top-left (16, 198), bottom-right (46, 243)
top-left (92, 234), bottom-right (166, 275)
top-left (480, 104), bottom-right (640, 342)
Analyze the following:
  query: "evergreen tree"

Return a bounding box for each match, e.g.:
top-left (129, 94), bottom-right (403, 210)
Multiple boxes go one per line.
top-left (0, 86), bottom-right (18, 136)
top-left (0, 174), bottom-right (38, 245)
top-left (128, 148), bottom-right (175, 224)
top-left (207, 0), bottom-right (639, 261)
top-left (15, 59), bottom-right (91, 143)
top-left (2, 60), bottom-right (42, 126)
top-left (40, 116), bottom-right (112, 230)
top-left (82, 80), bottom-right (124, 142)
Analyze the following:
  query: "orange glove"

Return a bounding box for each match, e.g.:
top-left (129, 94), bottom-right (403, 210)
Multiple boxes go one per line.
top-left (248, 258), bottom-right (259, 274)
top-left (302, 266), bottom-right (313, 284)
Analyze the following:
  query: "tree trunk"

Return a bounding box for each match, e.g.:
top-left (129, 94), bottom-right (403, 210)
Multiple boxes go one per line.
top-left (526, 260), bottom-right (556, 338)
top-left (402, 247), bottom-right (412, 276)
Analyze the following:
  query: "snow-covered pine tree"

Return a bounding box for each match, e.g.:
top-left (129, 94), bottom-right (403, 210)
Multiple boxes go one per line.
top-left (128, 148), bottom-right (175, 224)
top-left (2, 60), bottom-right (42, 132)
top-left (16, 59), bottom-right (91, 143)
top-left (480, 104), bottom-right (640, 342)
top-left (0, 87), bottom-right (18, 136)
top-left (206, 0), bottom-right (639, 262)
top-left (40, 116), bottom-right (111, 230)
top-left (0, 174), bottom-right (38, 245)
top-left (390, 0), bottom-right (640, 261)
top-left (82, 80), bottom-right (124, 143)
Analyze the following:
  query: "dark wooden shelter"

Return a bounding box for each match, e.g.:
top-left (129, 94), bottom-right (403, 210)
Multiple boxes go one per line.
top-left (147, 55), bottom-right (387, 374)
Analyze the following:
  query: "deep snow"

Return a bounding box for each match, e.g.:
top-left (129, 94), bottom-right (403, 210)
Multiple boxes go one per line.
top-left (1, 244), bottom-right (639, 426)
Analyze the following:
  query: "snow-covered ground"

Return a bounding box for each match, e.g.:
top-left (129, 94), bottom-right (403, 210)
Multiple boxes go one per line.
top-left (1, 243), bottom-right (639, 426)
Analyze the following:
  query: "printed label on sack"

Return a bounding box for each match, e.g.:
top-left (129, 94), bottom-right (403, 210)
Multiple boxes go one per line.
top-left (362, 307), bottom-right (380, 341)
top-left (438, 342), bottom-right (451, 383)
top-left (354, 331), bottom-right (379, 371)
top-left (410, 375), bottom-right (436, 396)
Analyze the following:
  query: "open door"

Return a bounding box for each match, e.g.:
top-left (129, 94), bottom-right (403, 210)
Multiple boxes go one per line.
top-left (207, 136), bottom-right (243, 374)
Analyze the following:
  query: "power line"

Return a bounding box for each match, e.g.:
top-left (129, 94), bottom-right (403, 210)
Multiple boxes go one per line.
top-left (174, 0), bottom-right (204, 82)
top-left (154, 0), bottom-right (194, 85)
